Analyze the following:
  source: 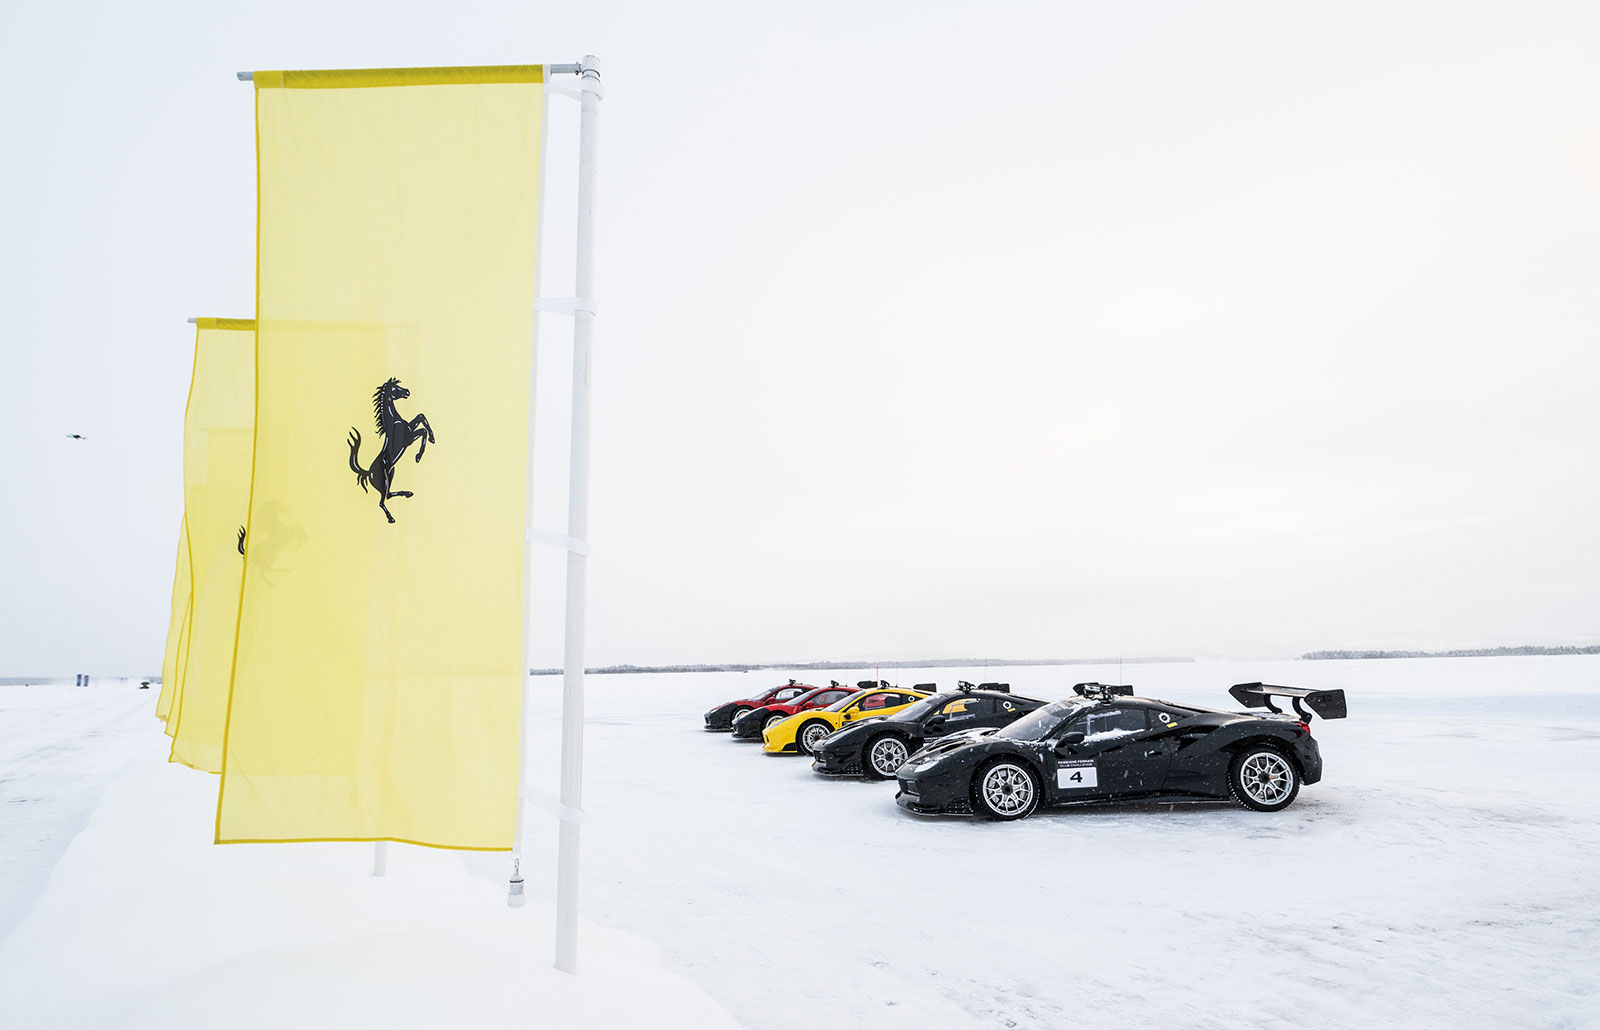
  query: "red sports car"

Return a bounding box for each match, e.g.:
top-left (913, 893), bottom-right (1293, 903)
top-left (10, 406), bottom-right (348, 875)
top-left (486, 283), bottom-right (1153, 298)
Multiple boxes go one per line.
top-left (729, 682), bottom-right (873, 739)
top-left (703, 680), bottom-right (816, 731)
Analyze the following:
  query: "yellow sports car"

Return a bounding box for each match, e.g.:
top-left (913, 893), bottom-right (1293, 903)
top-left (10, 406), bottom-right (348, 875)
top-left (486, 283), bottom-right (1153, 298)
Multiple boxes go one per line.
top-left (762, 684), bottom-right (933, 756)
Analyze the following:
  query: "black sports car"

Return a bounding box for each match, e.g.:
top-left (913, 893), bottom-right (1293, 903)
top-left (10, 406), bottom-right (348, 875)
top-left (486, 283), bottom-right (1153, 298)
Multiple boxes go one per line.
top-left (894, 682), bottom-right (1347, 819)
top-left (810, 684), bottom-right (1048, 779)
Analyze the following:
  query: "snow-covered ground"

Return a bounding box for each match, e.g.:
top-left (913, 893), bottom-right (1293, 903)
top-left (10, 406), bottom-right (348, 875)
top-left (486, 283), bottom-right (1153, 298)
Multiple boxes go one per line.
top-left (0, 686), bottom-right (737, 1029)
top-left (0, 682), bottom-right (151, 942)
top-left (3, 657), bottom-right (1599, 1028)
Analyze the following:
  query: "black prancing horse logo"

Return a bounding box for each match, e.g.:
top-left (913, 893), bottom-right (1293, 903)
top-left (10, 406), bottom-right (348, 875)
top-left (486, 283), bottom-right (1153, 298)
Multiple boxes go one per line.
top-left (346, 377), bottom-right (436, 524)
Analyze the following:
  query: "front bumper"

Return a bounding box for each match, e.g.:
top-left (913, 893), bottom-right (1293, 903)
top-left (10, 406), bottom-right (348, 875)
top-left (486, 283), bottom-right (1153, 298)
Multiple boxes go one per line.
top-left (760, 732), bottom-right (799, 754)
top-left (731, 717), bottom-right (767, 740)
top-left (810, 747), bottom-right (863, 777)
top-left (894, 768), bottom-right (973, 815)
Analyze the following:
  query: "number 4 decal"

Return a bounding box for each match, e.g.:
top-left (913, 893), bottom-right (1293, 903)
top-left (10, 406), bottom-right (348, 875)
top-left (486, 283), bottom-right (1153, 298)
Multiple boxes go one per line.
top-left (1056, 761), bottom-right (1098, 790)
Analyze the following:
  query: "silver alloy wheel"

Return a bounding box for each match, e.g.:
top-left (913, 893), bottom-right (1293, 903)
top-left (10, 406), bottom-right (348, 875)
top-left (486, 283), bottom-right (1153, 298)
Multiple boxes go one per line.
top-left (981, 762), bottom-right (1035, 816)
top-left (765, 712), bottom-right (788, 730)
top-left (1239, 752), bottom-right (1294, 805)
top-left (869, 736), bottom-right (909, 776)
top-left (801, 722), bottom-right (832, 752)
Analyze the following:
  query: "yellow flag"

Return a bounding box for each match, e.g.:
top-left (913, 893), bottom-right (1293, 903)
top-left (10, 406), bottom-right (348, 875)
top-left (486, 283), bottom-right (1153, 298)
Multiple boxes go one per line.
top-left (166, 319), bottom-right (256, 772)
top-left (216, 66), bottom-right (543, 849)
top-left (156, 518), bottom-right (189, 725)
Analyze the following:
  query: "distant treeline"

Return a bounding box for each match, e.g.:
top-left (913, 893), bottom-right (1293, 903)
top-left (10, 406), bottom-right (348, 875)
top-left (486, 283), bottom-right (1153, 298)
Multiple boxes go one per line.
top-left (530, 656), bottom-right (1192, 676)
top-left (1303, 645), bottom-right (1600, 660)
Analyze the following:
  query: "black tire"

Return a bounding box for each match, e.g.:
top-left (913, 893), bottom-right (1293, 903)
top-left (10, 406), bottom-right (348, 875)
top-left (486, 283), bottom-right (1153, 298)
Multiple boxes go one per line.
top-left (797, 719), bottom-right (835, 756)
top-left (971, 758), bottom-right (1041, 821)
top-left (1228, 745), bottom-right (1301, 812)
top-left (862, 733), bottom-right (911, 779)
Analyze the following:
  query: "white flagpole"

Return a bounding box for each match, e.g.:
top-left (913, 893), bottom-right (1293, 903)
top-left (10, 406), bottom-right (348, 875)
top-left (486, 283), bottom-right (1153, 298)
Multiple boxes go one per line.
top-left (554, 52), bottom-right (602, 978)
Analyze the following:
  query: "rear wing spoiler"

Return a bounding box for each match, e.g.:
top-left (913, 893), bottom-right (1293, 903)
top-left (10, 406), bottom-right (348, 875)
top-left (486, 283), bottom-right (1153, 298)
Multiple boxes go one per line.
top-left (1229, 682), bottom-right (1347, 721)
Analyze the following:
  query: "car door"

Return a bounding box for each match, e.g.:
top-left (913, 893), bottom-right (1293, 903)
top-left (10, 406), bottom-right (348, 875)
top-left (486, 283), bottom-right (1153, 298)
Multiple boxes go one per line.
top-left (1079, 707), bottom-right (1170, 796)
top-left (934, 696), bottom-right (1003, 738)
top-left (982, 695), bottom-right (1026, 729)
top-left (805, 689), bottom-right (849, 711)
top-left (844, 691), bottom-right (893, 724)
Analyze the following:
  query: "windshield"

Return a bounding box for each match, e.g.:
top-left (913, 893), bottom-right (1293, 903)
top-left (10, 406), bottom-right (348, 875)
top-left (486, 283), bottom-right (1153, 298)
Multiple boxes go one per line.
top-left (888, 695), bottom-right (946, 722)
top-left (825, 693), bottom-right (864, 713)
top-left (996, 699), bottom-right (1092, 741)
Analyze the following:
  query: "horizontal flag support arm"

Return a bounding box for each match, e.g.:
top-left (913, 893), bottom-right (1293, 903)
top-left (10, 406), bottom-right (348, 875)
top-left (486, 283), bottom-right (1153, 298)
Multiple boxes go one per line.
top-left (532, 297), bottom-right (597, 316)
top-left (521, 786), bottom-right (586, 827)
top-left (527, 527), bottom-right (589, 557)
top-left (236, 62), bottom-right (594, 82)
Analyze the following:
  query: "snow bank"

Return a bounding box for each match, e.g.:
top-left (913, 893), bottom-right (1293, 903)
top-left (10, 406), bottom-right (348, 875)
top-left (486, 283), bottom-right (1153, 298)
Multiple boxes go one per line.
top-left (0, 734), bottom-right (737, 1030)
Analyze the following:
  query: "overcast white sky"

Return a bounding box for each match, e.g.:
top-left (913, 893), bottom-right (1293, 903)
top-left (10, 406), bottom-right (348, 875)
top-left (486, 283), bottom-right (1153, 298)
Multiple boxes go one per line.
top-left (1, 1), bottom-right (1596, 674)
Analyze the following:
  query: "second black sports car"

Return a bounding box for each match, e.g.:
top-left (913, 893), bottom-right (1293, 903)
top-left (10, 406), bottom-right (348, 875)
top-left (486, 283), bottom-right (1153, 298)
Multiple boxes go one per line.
top-left (810, 684), bottom-right (1048, 779)
top-left (894, 682), bottom-right (1347, 819)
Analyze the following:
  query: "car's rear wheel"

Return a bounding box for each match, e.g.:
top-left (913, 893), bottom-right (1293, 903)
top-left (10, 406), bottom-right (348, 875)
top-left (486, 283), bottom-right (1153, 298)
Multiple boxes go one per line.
top-left (972, 759), bottom-right (1040, 820)
top-left (1228, 746), bottom-right (1300, 812)
top-left (798, 720), bottom-right (834, 755)
top-left (764, 711), bottom-right (788, 731)
top-left (863, 734), bottom-right (910, 779)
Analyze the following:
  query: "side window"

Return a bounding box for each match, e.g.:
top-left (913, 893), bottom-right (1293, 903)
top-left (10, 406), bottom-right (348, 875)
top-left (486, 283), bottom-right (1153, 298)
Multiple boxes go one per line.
top-left (814, 691), bottom-right (847, 706)
top-left (859, 692), bottom-right (889, 710)
top-left (941, 697), bottom-right (996, 719)
top-left (1053, 715), bottom-right (1089, 739)
top-left (776, 687), bottom-right (805, 701)
top-left (1083, 708), bottom-right (1149, 738)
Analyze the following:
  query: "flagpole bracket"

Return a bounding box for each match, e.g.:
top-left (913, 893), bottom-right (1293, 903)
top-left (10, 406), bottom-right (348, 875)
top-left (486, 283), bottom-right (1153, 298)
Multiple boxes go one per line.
top-left (532, 297), bottom-right (598, 317)
top-left (527, 528), bottom-right (589, 557)
top-left (524, 787), bottom-right (587, 826)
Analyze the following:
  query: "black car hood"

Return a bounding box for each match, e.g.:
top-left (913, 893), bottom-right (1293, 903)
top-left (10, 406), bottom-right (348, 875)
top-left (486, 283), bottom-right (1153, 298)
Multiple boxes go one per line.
top-left (820, 719), bottom-right (904, 749)
top-left (912, 728), bottom-right (996, 759)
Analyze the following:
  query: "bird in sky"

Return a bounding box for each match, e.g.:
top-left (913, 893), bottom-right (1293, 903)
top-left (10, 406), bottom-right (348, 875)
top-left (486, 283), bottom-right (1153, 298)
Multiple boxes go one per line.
top-left (65, 434), bottom-right (87, 440)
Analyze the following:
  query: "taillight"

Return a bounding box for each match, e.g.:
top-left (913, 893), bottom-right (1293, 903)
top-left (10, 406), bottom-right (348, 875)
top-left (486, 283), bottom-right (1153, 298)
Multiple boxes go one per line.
top-left (1297, 721), bottom-right (1311, 735)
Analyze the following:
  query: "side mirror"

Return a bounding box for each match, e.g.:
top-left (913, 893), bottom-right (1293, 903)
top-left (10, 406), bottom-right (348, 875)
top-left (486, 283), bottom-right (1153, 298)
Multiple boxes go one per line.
top-left (842, 713), bottom-right (853, 722)
top-left (925, 716), bottom-right (947, 732)
top-left (1054, 732), bottom-right (1085, 755)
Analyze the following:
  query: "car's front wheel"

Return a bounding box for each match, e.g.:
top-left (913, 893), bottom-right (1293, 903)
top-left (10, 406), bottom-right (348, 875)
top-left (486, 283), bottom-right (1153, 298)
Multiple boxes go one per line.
top-left (764, 711), bottom-right (788, 731)
top-left (1228, 746), bottom-right (1300, 812)
top-left (863, 734), bottom-right (910, 779)
top-left (972, 759), bottom-right (1041, 820)
top-left (797, 719), bottom-right (834, 755)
